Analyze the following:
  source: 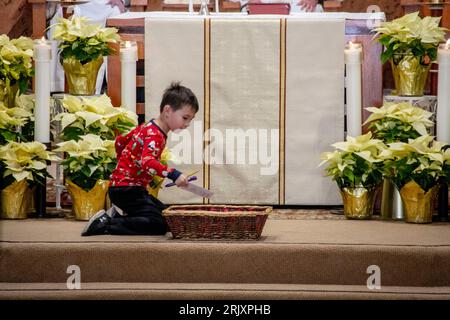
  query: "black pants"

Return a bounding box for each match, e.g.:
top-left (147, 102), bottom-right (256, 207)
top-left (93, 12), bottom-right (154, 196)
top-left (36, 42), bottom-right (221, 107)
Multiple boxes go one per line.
top-left (108, 186), bottom-right (168, 235)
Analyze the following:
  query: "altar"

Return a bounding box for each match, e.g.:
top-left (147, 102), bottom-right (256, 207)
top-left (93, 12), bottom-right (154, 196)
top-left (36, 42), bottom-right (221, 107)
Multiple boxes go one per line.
top-left (106, 12), bottom-right (386, 206)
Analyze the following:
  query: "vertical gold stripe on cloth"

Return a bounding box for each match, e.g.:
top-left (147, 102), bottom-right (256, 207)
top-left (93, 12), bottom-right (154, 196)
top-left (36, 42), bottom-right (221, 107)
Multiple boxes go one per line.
top-left (203, 18), bottom-right (211, 204)
top-left (279, 19), bottom-right (286, 205)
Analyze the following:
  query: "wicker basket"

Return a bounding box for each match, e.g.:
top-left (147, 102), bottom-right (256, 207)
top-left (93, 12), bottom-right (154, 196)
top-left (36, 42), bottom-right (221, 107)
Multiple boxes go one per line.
top-left (163, 205), bottom-right (272, 240)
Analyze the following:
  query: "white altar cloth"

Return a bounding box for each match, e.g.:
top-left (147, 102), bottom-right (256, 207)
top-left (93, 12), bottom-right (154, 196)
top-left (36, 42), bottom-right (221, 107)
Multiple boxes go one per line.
top-left (141, 14), bottom-right (350, 205)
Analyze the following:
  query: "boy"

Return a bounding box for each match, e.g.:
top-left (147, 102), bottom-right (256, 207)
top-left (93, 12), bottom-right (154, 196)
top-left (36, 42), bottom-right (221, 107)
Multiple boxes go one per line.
top-left (82, 82), bottom-right (198, 236)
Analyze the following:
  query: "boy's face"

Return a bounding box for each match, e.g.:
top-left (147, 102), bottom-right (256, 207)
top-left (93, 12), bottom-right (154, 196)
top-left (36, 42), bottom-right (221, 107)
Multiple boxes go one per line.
top-left (165, 104), bottom-right (196, 132)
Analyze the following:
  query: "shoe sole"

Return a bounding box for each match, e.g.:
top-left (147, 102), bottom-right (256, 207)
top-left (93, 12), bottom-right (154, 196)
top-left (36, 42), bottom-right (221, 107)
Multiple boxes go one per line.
top-left (81, 210), bottom-right (106, 235)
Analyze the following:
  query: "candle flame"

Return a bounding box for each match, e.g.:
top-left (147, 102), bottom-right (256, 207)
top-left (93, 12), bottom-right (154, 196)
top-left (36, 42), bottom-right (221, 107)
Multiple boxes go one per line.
top-left (40, 36), bottom-right (46, 42)
top-left (125, 41), bottom-right (131, 48)
top-left (347, 41), bottom-right (362, 51)
top-left (446, 39), bottom-right (450, 50)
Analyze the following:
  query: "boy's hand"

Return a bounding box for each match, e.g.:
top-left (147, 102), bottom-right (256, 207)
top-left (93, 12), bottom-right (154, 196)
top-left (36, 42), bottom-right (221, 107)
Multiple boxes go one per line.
top-left (175, 174), bottom-right (189, 187)
top-left (298, 0), bottom-right (318, 12)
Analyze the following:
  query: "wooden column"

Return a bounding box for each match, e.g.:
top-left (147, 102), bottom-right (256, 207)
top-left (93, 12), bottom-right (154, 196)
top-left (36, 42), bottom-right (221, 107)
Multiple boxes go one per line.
top-left (29, 0), bottom-right (47, 39)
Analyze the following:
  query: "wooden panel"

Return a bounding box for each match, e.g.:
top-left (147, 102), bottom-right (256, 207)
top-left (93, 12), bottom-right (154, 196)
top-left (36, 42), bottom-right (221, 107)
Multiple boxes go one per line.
top-left (0, 0), bottom-right (32, 38)
top-left (137, 75), bottom-right (145, 87)
top-left (108, 43), bottom-right (122, 108)
top-left (28, 0), bottom-right (47, 39)
top-left (341, 0), bottom-right (404, 21)
top-left (136, 103), bottom-right (145, 114)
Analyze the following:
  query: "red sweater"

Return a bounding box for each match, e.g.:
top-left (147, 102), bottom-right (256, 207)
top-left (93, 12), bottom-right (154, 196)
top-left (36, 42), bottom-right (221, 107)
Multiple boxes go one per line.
top-left (109, 120), bottom-right (179, 187)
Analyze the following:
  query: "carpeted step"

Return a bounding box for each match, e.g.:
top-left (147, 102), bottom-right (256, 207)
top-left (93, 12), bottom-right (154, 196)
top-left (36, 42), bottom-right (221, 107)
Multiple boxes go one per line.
top-left (1, 282), bottom-right (450, 300)
top-left (1, 218), bottom-right (450, 287)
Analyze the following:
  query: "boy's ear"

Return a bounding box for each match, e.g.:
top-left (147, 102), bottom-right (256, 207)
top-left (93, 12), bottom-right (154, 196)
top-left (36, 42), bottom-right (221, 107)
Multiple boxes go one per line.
top-left (162, 104), bottom-right (171, 114)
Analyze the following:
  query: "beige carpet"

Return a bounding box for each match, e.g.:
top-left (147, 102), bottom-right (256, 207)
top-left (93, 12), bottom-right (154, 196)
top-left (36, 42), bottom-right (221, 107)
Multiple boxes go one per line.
top-left (1, 212), bottom-right (450, 299)
top-left (1, 212), bottom-right (449, 246)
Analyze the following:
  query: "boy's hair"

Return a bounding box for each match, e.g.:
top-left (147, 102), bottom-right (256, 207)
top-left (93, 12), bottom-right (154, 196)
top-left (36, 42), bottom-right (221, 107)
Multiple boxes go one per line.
top-left (160, 82), bottom-right (199, 113)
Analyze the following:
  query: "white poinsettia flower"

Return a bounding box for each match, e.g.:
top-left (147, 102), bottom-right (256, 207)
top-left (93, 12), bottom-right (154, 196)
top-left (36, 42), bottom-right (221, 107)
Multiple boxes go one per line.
top-left (364, 102), bottom-right (433, 136)
top-left (10, 36), bottom-right (33, 52)
top-left (374, 12), bottom-right (446, 46)
top-left (444, 149), bottom-right (450, 164)
top-left (61, 95), bottom-right (84, 113)
top-left (55, 113), bottom-right (78, 130)
top-left (51, 16), bottom-right (120, 46)
top-left (97, 27), bottom-right (120, 43)
top-left (102, 140), bottom-right (116, 159)
top-left (388, 135), bottom-right (444, 164)
top-left (0, 103), bottom-right (28, 128)
top-left (0, 141), bottom-right (58, 183)
top-left (56, 94), bottom-right (137, 138)
top-left (319, 150), bottom-right (343, 167)
top-left (331, 132), bottom-right (386, 157)
top-left (419, 16), bottom-right (446, 44)
top-left (75, 111), bottom-right (103, 127)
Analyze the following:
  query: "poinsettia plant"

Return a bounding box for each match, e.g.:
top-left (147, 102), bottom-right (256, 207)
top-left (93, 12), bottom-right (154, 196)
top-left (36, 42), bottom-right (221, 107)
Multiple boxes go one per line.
top-left (13, 94), bottom-right (37, 142)
top-left (54, 94), bottom-right (138, 141)
top-left (319, 132), bottom-right (388, 189)
top-left (382, 135), bottom-right (445, 192)
top-left (0, 35), bottom-right (34, 101)
top-left (364, 102), bottom-right (434, 143)
top-left (0, 101), bottom-right (31, 144)
top-left (0, 141), bottom-right (58, 189)
top-left (373, 12), bottom-right (447, 64)
top-left (54, 134), bottom-right (116, 191)
top-left (50, 16), bottom-right (120, 64)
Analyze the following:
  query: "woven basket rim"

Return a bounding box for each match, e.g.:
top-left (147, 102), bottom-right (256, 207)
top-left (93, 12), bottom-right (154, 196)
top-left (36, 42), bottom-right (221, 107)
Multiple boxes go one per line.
top-left (162, 204), bottom-right (272, 217)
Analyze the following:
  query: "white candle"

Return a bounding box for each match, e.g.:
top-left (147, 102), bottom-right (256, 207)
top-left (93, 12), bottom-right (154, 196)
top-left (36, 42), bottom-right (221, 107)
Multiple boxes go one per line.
top-left (437, 40), bottom-right (450, 144)
top-left (33, 37), bottom-right (51, 143)
top-left (344, 41), bottom-right (363, 137)
top-left (120, 41), bottom-right (138, 114)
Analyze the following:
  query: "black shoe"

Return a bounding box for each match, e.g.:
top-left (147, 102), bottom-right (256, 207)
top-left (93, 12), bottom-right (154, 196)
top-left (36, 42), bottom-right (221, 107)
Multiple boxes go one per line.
top-left (81, 210), bottom-right (111, 236)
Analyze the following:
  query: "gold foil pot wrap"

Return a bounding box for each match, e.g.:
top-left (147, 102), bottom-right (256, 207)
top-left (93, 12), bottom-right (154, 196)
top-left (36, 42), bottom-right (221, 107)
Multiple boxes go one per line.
top-left (62, 57), bottom-right (103, 95)
top-left (0, 82), bottom-right (19, 108)
top-left (340, 186), bottom-right (379, 220)
top-left (147, 176), bottom-right (164, 199)
top-left (0, 180), bottom-right (29, 219)
top-left (400, 180), bottom-right (438, 224)
top-left (66, 179), bottom-right (108, 221)
top-left (390, 54), bottom-right (431, 96)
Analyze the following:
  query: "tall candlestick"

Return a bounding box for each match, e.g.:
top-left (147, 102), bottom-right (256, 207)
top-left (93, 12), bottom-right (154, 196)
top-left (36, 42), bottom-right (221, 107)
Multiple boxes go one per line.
top-left (437, 40), bottom-right (450, 144)
top-left (120, 41), bottom-right (138, 114)
top-left (344, 41), bottom-right (363, 137)
top-left (33, 37), bottom-right (51, 143)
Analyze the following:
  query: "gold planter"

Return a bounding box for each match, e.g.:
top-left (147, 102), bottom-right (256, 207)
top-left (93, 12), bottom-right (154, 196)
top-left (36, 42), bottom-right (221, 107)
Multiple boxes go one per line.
top-left (147, 176), bottom-right (164, 199)
top-left (390, 54), bottom-right (431, 96)
top-left (66, 179), bottom-right (108, 221)
top-left (400, 180), bottom-right (438, 224)
top-left (62, 57), bottom-right (103, 95)
top-left (340, 186), bottom-right (379, 220)
top-left (0, 180), bottom-right (29, 219)
top-left (0, 82), bottom-right (19, 108)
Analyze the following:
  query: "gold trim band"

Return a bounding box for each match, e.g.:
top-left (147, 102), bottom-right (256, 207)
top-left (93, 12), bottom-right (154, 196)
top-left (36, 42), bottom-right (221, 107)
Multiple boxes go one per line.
top-left (203, 18), bottom-right (211, 205)
top-left (279, 18), bottom-right (286, 205)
